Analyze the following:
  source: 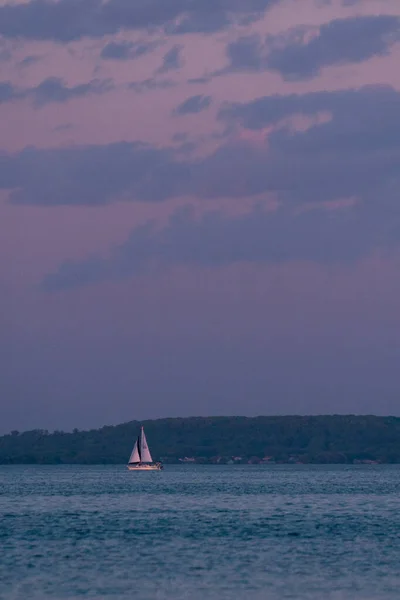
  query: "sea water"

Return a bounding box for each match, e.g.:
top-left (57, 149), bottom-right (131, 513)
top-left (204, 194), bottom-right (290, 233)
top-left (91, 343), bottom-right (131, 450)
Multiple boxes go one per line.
top-left (1, 464), bottom-right (400, 599)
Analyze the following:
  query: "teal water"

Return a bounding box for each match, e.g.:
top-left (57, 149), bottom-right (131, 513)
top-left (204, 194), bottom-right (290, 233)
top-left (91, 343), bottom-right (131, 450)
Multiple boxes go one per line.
top-left (1, 465), bottom-right (400, 599)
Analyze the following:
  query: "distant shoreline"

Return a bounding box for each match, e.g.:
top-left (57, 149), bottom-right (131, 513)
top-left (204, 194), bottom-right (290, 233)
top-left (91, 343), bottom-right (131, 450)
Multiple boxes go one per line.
top-left (1, 415), bottom-right (400, 464)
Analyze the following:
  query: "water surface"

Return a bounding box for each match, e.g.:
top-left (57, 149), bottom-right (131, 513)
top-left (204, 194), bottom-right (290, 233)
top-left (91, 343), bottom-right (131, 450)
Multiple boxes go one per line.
top-left (1, 465), bottom-right (400, 599)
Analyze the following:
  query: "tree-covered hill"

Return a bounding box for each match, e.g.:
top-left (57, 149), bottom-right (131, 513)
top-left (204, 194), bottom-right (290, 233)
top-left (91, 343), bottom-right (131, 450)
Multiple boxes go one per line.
top-left (1, 415), bottom-right (400, 464)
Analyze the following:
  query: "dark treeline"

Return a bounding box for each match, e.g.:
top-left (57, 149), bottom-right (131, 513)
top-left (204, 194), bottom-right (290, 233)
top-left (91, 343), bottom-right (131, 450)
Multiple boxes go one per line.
top-left (1, 415), bottom-right (400, 464)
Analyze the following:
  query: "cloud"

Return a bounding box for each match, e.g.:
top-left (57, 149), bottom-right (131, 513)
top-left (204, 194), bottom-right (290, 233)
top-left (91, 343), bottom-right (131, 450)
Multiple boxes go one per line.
top-left (41, 196), bottom-right (400, 290)
top-left (218, 84), bottom-right (400, 203)
top-left (220, 15), bottom-right (400, 79)
top-left (128, 78), bottom-right (176, 93)
top-left (156, 45), bottom-right (183, 74)
top-left (100, 40), bottom-right (156, 60)
top-left (0, 81), bottom-right (18, 104)
top-left (0, 82), bottom-right (397, 288)
top-left (1, 85), bottom-right (400, 208)
top-left (30, 77), bottom-right (114, 107)
top-left (0, 41), bottom-right (11, 62)
top-left (0, 141), bottom-right (187, 206)
top-left (218, 84), bottom-right (398, 131)
top-left (220, 35), bottom-right (264, 74)
top-left (174, 94), bottom-right (212, 115)
top-left (0, 0), bottom-right (278, 42)
top-left (18, 55), bottom-right (41, 68)
top-left (267, 15), bottom-right (400, 80)
top-left (0, 76), bottom-right (113, 107)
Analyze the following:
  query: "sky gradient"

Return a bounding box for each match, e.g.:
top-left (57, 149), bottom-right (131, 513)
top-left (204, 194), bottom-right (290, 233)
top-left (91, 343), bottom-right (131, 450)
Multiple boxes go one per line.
top-left (2, 0), bottom-right (400, 433)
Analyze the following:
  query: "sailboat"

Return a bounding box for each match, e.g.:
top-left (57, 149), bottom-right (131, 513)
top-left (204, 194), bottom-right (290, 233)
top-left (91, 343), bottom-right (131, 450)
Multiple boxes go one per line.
top-left (127, 426), bottom-right (163, 471)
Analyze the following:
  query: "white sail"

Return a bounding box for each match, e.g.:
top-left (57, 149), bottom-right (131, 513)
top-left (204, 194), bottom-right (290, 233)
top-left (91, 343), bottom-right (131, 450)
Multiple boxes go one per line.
top-left (128, 439), bottom-right (140, 464)
top-left (140, 427), bottom-right (153, 463)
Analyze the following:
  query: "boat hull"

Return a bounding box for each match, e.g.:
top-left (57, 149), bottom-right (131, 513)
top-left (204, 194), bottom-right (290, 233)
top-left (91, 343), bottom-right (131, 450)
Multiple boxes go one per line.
top-left (127, 463), bottom-right (163, 471)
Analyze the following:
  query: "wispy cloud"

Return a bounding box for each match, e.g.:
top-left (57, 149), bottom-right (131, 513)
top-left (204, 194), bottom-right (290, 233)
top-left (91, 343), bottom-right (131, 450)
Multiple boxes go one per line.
top-left (218, 15), bottom-right (400, 79)
top-left (156, 45), bottom-right (183, 74)
top-left (100, 40), bottom-right (157, 61)
top-left (174, 95), bottom-right (212, 115)
top-left (31, 77), bottom-right (114, 107)
top-left (0, 81), bottom-right (17, 104)
top-left (18, 55), bottom-right (41, 68)
top-left (128, 78), bottom-right (176, 93)
top-left (2, 85), bottom-right (400, 210)
top-left (0, 0), bottom-right (279, 42)
top-left (41, 194), bottom-right (399, 291)
top-left (0, 76), bottom-right (113, 107)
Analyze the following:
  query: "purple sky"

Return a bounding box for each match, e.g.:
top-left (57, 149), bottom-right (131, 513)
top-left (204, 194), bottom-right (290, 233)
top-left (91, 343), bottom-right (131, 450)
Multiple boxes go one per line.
top-left (2, 0), bottom-right (400, 433)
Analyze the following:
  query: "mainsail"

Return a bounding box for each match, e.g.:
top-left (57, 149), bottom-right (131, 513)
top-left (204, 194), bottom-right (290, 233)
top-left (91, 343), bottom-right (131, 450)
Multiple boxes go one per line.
top-left (139, 427), bottom-right (153, 463)
top-left (128, 438), bottom-right (141, 464)
top-left (128, 427), bottom-right (153, 464)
